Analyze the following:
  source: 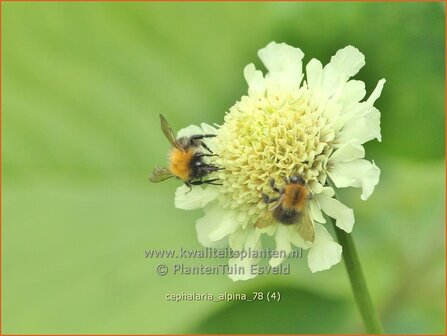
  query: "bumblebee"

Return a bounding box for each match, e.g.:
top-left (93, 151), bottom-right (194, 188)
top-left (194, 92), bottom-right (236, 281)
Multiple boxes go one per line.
top-left (149, 114), bottom-right (221, 188)
top-left (257, 175), bottom-right (315, 243)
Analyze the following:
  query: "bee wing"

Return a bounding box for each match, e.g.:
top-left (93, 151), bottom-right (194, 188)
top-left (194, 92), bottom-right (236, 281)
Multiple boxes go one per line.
top-left (256, 195), bottom-right (283, 229)
top-left (295, 206), bottom-right (315, 243)
top-left (149, 166), bottom-right (175, 183)
top-left (255, 210), bottom-right (275, 229)
top-left (159, 114), bottom-right (184, 151)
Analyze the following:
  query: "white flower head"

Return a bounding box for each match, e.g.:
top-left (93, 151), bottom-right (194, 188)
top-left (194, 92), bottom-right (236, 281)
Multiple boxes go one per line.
top-left (175, 42), bottom-right (385, 280)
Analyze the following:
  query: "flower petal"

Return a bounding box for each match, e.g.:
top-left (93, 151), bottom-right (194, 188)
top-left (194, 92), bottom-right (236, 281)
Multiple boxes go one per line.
top-left (316, 193), bottom-right (355, 233)
top-left (258, 41), bottom-right (304, 90)
top-left (175, 185), bottom-right (219, 210)
top-left (228, 226), bottom-right (248, 251)
top-left (289, 225), bottom-right (313, 250)
top-left (321, 63), bottom-right (345, 99)
top-left (334, 79), bottom-right (384, 144)
top-left (308, 180), bottom-right (324, 194)
top-left (328, 159), bottom-right (380, 200)
top-left (244, 63), bottom-right (266, 96)
top-left (320, 186), bottom-right (335, 198)
top-left (228, 228), bottom-right (262, 281)
top-left (330, 46), bottom-right (365, 78)
top-left (367, 79), bottom-right (386, 107)
top-left (206, 210), bottom-right (240, 242)
top-left (339, 80), bottom-right (366, 109)
top-left (177, 124), bottom-right (203, 139)
top-left (257, 221), bottom-right (277, 236)
top-left (309, 198), bottom-right (325, 224)
top-left (177, 122), bottom-right (217, 139)
top-left (195, 206), bottom-right (235, 248)
top-left (337, 107), bottom-right (381, 145)
top-left (200, 122), bottom-right (218, 152)
top-left (306, 58), bottom-right (323, 90)
top-left (307, 223), bottom-right (342, 272)
top-left (200, 122), bottom-right (218, 135)
top-left (329, 142), bottom-right (365, 164)
top-left (228, 257), bottom-right (258, 281)
top-left (269, 225), bottom-right (292, 267)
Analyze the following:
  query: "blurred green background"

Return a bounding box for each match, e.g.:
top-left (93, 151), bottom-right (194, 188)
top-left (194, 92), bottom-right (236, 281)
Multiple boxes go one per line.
top-left (2, 1), bottom-right (445, 334)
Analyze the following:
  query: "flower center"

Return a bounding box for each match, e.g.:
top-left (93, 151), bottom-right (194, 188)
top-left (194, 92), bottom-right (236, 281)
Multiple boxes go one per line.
top-left (214, 86), bottom-right (337, 221)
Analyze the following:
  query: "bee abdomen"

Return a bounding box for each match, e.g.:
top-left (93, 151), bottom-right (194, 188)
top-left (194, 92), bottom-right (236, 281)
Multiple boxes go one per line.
top-left (273, 207), bottom-right (301, 225)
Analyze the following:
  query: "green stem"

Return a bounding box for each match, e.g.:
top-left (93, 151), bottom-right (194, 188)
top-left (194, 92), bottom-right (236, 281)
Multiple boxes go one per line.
top-left (331, 219), bottom-right (384, 334)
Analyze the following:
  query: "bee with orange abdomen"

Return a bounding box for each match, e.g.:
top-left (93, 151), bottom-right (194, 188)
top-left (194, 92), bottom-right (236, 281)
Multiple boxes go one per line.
top-left (149, 114), bottom-right (222, 189)
top-left (257, 175), bottom-right (315, 243)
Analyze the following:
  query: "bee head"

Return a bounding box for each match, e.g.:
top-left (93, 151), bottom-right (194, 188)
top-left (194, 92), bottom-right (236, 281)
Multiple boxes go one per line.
top-left (190, 138), bottom-right (202, 148)
top-left (289, 174), bottom-right (305, 185)
top-left (177, 136), bottom-right (190, 148)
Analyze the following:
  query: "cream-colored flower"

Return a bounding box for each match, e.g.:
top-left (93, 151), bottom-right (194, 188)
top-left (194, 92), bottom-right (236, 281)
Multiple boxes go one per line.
top-left (175, 42), bottom-right (385, 280)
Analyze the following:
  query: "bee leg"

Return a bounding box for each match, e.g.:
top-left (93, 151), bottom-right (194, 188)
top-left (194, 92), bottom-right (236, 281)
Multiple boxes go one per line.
top-left (184, 182), bottom-right (193, 194)
top-left (262, 193), bottom-right (270, 204)
top-left (196, 153), bottom-right (218, 158)
top-left (202, 164), bottom-right (223, 174)
top-left (269, 178), bottom-right (280, 193)
top-left (190, 135), bottom-right (216, 154)
top-left (200, 141), bottom-right (213, 154)
top-left (262, 193), bottom-right (279, 204)
top-left (190, 178), bottom-right (222, 186)
top-left (190, 134), bottom-right (217, 140)
top-left (203, 178), bottom-right (223, 186)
